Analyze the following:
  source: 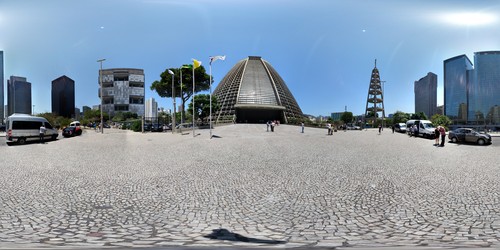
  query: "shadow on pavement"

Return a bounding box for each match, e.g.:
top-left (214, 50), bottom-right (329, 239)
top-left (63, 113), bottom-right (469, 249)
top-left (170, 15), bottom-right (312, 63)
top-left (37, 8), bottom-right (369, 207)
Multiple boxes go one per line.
top-left (203, 228), bottom-right (286, 245)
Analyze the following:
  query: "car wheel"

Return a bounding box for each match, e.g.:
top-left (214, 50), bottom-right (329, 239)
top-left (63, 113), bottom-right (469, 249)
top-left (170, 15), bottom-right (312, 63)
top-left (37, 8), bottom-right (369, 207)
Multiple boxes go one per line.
top-left (52, 134), bottom-right (58, 140)
top-left (451, 137), bottom-right (457, 143)
top-left (18, 137), bottom-right (26, 145)
top-left (477, 138), bottom-right (485, 145)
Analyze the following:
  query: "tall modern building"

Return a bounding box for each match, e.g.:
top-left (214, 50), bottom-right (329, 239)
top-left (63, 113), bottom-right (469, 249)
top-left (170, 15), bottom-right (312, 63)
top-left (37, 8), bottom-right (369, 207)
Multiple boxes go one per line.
top-left (99, 68), bottom-right (145, 117)
top-left (469, 51), bottom-right (500, 125)
top-left (7, 76), bottom-right (32, 116)
top-left (0, 51), bottom-right (4, 122)
top-left (444, 55), bottom-right (473, 124)
top-left (52, 75), bottom-right (75, 118)
top-left (213, 56), bottom-right (303, 123)
top-left (414, 72), bottom-right (437, 118)
top-left (145, 97), bottom-right (158, 119)
top-left (444, 51), bottom-right (500, 126)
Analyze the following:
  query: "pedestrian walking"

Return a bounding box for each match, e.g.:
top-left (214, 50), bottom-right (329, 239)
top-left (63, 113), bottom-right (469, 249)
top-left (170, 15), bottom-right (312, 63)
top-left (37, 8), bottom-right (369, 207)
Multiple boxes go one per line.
top-left (271, 121), bottom-right (275, 132)
top-left (391, 125), bottom-right (395, 133)
top-left (378, 124), bottom-right (382, 134)
top-left (301, 122), bottom-right (304, 133)
top-left (434, 126), bottom-right (440, 145)
top-left (326, 123), bottom-right (331, 135)
top-left (266, 121), bottom-right (270, 132)
top-left (39, 123), bottom-right (46, 144)
top-left (439, 126), bottom-right (446, 147)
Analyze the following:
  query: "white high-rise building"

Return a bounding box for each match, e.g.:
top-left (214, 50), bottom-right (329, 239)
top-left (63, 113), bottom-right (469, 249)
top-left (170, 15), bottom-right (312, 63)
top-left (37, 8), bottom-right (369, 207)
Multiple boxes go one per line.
top-left (145, 97), bottom-right (158, 120)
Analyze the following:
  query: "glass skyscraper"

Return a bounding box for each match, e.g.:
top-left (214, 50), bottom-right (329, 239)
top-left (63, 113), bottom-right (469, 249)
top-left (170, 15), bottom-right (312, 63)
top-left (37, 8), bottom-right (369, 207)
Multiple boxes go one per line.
top-left (444, 51), bottom-right (500, 127)
top-left (444, 55), bottom-right (473, 123)
top-left (469, 51), bottom-right (500, 125)
top-left (7, 76), bottom-right (32, 116)
top-left (0, 51), bottom-right (4, 123)
top-left (52, 75), bottom-right (75, 118)
top-left (414, 72), bottom-right (437, 119)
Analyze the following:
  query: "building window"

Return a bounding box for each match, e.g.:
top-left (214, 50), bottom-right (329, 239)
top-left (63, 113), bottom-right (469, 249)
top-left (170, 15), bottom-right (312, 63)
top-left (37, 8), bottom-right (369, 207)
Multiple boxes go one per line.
top-left (114, 75), bottom-right (128, 81)
top-left (103, 97), bottom-right (114, 104)
top-left (114, 105), bottom-right (129, 111)
top-left (129, 97), bottom-right (144, 104)
top-left (129, 82), bottom-right (144, 88)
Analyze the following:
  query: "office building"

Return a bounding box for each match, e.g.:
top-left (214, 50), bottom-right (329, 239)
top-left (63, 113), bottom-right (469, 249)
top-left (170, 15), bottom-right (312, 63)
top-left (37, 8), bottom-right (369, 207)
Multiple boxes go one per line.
top-left (213, 56), bottom-right (303, 123)
top-left (82, 105), bottom-right (91, 114)
top-left (52, 75), bottom-right (75, 118)
top-left (99, 68), bottom-right (145, 117)
top-left (331, 112), bottom-right (343, 121)
top-left (414, 72), bottom-right (437, 118)
top-left (0, 51), bottom-right (4, 122)
top-left (444, 51), bottom-right (500, 126)
top-left (7, 76), bottom-right (32, 116)
top-left (469, 51), bottom-right (500, 125)
top-left (145, 97), bottom-right (158, 120)
top-left (444, 55), bottom-right (473, 123)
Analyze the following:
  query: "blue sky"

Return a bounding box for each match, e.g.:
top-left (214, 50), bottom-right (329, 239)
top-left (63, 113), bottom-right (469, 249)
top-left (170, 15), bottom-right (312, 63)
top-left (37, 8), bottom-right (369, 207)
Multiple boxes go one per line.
top-left (1, 0), bottom-right (499, 117)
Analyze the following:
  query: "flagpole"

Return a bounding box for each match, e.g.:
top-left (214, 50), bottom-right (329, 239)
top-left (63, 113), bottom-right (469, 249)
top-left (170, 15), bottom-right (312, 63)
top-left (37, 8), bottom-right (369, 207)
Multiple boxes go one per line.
top-left (192, 65), bottom-right (195, 137)
top-left (180, 68), bottom-right (183, 124)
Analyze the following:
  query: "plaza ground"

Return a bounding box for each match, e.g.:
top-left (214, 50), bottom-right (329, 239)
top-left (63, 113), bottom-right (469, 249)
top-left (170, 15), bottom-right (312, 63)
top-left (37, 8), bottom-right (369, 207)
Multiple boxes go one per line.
top-left (0, 124), bottom-right (499, 249)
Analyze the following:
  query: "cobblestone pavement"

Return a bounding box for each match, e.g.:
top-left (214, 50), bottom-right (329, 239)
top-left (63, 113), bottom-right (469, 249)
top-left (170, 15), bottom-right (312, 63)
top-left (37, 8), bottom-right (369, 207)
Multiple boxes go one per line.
top-left (1, 124), bottom-right (500, 249)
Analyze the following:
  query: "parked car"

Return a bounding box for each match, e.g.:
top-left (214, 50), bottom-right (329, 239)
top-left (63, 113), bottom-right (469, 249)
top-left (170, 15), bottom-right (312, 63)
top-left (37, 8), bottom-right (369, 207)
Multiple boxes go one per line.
top-left (62, 126), bottom-right (82, 137)
top-left (346, 125), bottom-right (360, 130)
top-left (448, 128), bottom-right (492, 145)
top-left (394, 123), bottom-right (407, 133)
top-left (151, 124), bottom-right (164, 132)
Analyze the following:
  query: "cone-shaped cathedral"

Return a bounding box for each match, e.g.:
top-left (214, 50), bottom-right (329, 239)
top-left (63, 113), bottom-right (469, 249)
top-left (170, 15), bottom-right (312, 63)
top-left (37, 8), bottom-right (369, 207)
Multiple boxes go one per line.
top-left (213, 56), bottom-right (303, 124)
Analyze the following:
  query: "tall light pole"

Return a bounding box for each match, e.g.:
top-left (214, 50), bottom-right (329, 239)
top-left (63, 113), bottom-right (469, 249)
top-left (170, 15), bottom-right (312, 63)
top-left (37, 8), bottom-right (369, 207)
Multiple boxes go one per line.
top-left (208, 55), bottom-right (225, 138)
top-left (381, 80), bottom-right (386, 128)
top-left (168, 69), bottom-right (175, 134)
top-left (97, 59), bottom-right (106, 134)
top-left (209, 61), bottom-right (213, 138)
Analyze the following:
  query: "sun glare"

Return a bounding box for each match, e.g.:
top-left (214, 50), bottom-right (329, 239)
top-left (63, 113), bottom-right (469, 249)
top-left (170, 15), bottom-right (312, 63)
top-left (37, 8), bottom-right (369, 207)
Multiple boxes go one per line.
top-left (442, 12), bottom-right (497, 26)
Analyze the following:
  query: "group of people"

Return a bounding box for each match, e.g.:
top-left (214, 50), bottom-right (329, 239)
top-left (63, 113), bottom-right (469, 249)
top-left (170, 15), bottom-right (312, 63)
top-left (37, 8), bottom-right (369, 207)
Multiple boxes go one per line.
top-left (435, 125), bottom-right (447, 147)
top-left (266, 120), bottom-right (280, 132)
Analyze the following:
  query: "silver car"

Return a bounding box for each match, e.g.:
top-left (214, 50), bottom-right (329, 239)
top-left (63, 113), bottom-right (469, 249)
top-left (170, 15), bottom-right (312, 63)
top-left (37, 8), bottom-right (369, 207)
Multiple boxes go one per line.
top-left (448, 128), bottom-right (492, 145)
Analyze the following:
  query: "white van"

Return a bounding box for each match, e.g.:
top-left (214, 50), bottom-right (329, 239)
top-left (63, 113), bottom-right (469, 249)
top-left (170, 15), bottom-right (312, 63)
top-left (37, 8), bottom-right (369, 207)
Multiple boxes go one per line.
top-left (5, 113), bottom-right (59, 144)
top-left (406, 119), bottom-right (435, 138)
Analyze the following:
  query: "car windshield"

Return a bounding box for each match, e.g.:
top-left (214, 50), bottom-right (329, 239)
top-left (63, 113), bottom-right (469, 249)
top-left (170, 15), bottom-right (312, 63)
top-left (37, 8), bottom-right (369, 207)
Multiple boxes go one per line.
top-left (423, 123), bottom-right (434, 129)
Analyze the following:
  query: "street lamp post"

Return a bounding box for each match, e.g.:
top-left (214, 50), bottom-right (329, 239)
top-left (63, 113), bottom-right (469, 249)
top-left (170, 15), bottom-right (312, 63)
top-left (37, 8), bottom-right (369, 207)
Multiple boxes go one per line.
top-left (168, 69), bottom-right (175, 134)
top-left (97, 59), bottom-right (106, 134)
top-left (381, 80), bottom-right (386, 128)
top-left (209, 62), bottom-right (213, 138)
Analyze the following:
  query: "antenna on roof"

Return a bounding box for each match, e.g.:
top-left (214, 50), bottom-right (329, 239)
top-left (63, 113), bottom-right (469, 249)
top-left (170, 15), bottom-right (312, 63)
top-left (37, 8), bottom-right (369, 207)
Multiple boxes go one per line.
top-left (374, 59), bottom-right (377, 68)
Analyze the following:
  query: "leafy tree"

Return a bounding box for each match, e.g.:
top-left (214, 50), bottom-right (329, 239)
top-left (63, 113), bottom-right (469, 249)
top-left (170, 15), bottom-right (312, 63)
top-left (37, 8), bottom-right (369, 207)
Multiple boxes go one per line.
top-left (113, 111), bottom-right (138, 122)
top-left (392, 111), bottom-right (410, 124)
top-left (411, 112), bottom-right (428, 120)
top-left (83, 109), bottom-right (109, 124)
top-left (431, 114), bottom-right (452, 128)
top-left (187, 94), bottom-right (219, 123)
top-left (340, 111), bottom-right (353, 124)
top-left (130, 120), bottom-right (142, 132)
top-left (151, 65), bottom-right (211, 123)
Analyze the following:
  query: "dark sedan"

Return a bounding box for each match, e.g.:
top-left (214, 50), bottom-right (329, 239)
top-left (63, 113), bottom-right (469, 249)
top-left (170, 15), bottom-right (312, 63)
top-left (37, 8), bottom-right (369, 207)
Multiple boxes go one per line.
top-left (448, 128), bottom-right (492, 145)
top-left (62, 126), bottom-right (82, 137)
